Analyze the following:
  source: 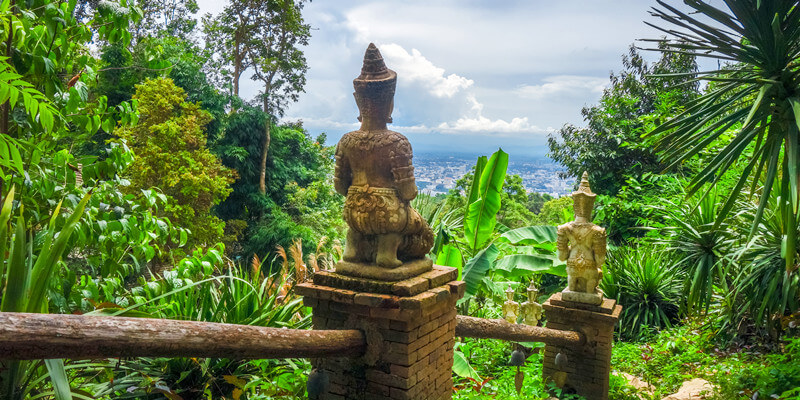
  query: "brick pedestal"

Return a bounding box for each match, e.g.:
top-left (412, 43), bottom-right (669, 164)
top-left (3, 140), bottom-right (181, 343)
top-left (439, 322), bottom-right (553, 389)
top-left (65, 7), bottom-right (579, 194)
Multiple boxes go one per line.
top-left (542, 292), bottom-right (621, 400)
top-left (296, 265), bottom-right (464, 400)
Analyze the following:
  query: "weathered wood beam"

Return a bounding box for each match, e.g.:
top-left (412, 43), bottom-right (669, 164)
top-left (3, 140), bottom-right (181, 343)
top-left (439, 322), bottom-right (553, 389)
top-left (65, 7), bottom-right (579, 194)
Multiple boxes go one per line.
top-left (455, 315), bottom-right (585, 347)
top-left (0, 312), bottom-right (366, 360)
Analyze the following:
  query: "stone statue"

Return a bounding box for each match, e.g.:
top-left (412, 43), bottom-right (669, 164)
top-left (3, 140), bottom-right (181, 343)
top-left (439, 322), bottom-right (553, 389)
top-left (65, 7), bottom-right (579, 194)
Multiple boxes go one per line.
top-left (521, 281), bottom-right (543, 326)
top-left (333, 43), bottom-right (434, 281)
top-left (502, 286), bottom-right (520, 323)
top-left (557, 172), bottom-right (606, 305)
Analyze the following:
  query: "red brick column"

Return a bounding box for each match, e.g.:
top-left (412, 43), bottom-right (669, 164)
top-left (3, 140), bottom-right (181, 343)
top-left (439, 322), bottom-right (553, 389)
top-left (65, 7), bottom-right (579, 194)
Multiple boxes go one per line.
top-left (541, 292), bottom-right (622, 400)
top-left (296, 266), bottom-right (464, 400)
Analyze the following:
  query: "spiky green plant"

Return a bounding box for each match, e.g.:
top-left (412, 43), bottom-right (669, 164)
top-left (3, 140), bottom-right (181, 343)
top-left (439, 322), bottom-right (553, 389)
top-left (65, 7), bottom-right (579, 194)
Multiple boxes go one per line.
top-left (601, 246), bottom-right (683, 341)
top-left (658, 191), bottom-right (733, 314)
top-left (732, 193), bottom-right (800, 333)
top-left (0, 187), bottom-right (91, 400)
top-left (645, 0), bottom-right (800, 272)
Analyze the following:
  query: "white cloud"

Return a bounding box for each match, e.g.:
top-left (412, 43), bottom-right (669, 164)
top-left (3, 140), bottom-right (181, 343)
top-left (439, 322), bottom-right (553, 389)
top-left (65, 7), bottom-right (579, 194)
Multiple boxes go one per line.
top-left (437, 95), bottom-right (548, 135)
top-left (516, 76), bottom-right (608, 100)
top-left (378, 43), bottom-right (473, 98)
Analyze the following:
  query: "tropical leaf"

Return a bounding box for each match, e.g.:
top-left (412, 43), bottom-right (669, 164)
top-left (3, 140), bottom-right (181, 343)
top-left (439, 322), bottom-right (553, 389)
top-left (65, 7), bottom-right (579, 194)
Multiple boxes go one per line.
top-left (26, 192), bottom-right (92, 313)
top-left (461, 244), bottom-right (500, 297)
top-left (464, 149), bottom-right (508, 251)
top-left (44, 359), bottom-right (73, 400)
top-left (497, 225), bottom-right (557, 245)
top-left (452, 350), bottom-right (481, 381)
top-left (494, 254), bottom-right (567, 278)
top-left (435, 244), bottom-right (463, 279)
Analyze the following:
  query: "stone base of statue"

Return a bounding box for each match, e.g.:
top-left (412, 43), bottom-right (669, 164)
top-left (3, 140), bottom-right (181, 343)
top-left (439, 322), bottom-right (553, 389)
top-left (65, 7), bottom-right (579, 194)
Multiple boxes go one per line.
top-left (561, 288), bottom-right (604, 306)
top-left (335, 258), bottom-right (433, 281)
top-left (297, 263), bottom-right (463, 399)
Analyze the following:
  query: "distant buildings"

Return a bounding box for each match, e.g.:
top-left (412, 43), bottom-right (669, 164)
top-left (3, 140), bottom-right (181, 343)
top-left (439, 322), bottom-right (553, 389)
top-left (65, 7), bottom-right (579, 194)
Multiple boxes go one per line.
top-left (414, 152), bottom-right (572, 197)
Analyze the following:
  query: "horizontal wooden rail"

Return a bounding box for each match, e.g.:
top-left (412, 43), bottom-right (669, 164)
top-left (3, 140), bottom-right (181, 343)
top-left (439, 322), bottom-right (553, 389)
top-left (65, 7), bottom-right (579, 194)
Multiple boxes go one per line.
top-left (455, 315), bottom-right (585, 347)
top-left (0, 312), bottom-right (366, 360)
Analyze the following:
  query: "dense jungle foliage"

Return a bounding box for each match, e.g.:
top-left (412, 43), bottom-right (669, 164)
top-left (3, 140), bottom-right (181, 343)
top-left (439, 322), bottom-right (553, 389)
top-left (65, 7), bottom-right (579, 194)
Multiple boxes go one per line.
top-left (0, 0), bottom-right (798, 399)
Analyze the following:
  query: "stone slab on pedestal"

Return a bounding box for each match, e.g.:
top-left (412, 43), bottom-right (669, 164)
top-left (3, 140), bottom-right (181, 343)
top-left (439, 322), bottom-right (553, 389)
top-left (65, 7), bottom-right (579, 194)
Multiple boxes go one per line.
top-left (542, 292), bottom-right (622, 400)
top-left (297, 265), bottom-right (464, 400)
top-left (314, 264), bottom-right (458, 297)
top-left (335, 258), bottom-right (433, 282)
top-left (562, 288), bottom-right (604, 305)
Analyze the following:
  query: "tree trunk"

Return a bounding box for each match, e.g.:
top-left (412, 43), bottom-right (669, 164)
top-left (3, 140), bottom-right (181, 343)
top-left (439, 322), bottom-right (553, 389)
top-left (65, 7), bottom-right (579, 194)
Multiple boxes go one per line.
top-left (233, 31), bottom-right (241, 98)
top-left (259, 87), bottom-right (270, 195)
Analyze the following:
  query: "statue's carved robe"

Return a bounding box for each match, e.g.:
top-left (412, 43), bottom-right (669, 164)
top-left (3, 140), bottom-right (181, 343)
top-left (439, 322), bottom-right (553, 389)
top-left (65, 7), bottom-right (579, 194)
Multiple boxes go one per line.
top-left (334, 130), bottom-right (432, 261)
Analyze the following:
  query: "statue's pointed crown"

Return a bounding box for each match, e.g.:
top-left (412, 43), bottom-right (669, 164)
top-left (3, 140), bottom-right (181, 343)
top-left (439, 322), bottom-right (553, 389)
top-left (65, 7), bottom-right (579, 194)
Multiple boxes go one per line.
top-left (355, 43), bottom-right (396, 83)
top-left (572, 171), bottom-right (596, 198)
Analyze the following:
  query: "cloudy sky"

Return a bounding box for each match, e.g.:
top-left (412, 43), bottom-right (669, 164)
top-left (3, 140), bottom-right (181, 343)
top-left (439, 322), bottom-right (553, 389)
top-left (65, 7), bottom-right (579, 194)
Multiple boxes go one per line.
top-left (195, 1), bottom-right (709, 158)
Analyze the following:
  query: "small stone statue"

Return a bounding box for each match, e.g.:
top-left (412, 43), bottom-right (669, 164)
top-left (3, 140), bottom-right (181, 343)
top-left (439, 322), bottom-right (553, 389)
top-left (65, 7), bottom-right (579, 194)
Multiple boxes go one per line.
top-left (333, 44), bottom-right (434, 280)
top-left (520, 281), bottom-right (543, 326)
top-left (557, 172), bottom-right (606, 305)
top-left (502, 286), bottom-right (520, 323)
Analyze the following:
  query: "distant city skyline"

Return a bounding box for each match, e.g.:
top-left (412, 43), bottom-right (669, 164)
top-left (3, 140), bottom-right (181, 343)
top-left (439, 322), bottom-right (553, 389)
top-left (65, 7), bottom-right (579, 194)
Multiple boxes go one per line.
top-left (196, 0), bottom-right (719, 158)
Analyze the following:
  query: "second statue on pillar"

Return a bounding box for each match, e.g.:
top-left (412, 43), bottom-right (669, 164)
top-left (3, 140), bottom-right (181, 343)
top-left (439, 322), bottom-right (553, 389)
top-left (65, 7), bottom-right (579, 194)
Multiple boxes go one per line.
top-left (333, 43), bottom-right (434, 281)
top-left (557, 172), bottom-right (606, 305)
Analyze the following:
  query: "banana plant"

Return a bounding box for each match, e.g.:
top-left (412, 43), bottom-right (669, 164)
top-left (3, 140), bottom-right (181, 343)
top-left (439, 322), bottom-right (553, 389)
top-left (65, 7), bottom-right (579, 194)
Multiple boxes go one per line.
top-left (0, 186), bottom-right (92, 400)
top-left (433, 150), bottom-right (566, 303)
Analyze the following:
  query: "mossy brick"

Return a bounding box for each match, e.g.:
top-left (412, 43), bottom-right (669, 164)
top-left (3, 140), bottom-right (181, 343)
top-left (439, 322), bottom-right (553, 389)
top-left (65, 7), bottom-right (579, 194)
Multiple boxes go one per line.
top-left (419, 266), bottom-right (458, 288)
top-left (382, 327), bottom-right (418, 343)
top-left (399, 290), bottom-right (437, 309)
top-left (313, 270), bottom-right (397, 294)
top-left (294, 283), bottom-right (327, 298)
top-left (430, 286), bottom-right (451, 303)
top-left (366, 381), bottom-right (390, 396)
top-left (354, 292), bottom-right (400, 308)
top-left (390, 387), bottom-right (413, 400)
top-left (383, 349), bottom-right (417, 366)
top-left (391, 276), bottom-right (429, 297)
top-left (447, 280), bottom-right (466, 298)
top-left (389, 319), bottom-right (415, 332)
top-left (329, 301), bottom-right (370, 316)
top-left (303, 297), bottom-right (319, 308)
top-left (366, 369), bottom-right (416, 388)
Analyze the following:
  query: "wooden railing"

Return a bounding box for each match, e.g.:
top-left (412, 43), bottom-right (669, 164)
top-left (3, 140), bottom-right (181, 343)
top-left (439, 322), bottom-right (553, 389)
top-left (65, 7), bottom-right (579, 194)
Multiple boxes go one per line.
top-left (0, 312), bottom-right (583, 360)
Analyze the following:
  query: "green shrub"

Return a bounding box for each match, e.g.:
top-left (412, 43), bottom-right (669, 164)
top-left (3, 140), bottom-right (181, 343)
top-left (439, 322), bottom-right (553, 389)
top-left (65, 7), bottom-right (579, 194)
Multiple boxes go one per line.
top-left (601, 246), bottom-right (683, 341)
top-left (715, 338), bottom-right (800, 400)
top-left (115, 77), bottom-right (235, 250)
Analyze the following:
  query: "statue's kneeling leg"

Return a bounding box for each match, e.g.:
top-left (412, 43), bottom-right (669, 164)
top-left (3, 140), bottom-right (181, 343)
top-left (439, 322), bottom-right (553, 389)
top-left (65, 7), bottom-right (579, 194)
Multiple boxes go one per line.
top-left (376, 233), bottom-right (402, 268)
top-left (343, 229), bottom-right (362, 262)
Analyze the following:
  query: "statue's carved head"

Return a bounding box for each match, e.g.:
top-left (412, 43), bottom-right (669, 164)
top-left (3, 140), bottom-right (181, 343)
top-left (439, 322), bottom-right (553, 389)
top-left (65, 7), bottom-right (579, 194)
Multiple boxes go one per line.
top-left (353, 43), bottom-right (396, 127)
top-left (572, 171), bottom-right (596, 221)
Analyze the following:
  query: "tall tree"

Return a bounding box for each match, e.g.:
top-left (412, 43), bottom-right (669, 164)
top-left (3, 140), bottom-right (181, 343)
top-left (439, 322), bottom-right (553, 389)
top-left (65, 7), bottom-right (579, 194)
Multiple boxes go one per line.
top-left (204, 0), bottom-right (310, 194)
top-left (133, 0), bottom-right (199, 43)
top-left (547, 43), bottom-right (699, 195)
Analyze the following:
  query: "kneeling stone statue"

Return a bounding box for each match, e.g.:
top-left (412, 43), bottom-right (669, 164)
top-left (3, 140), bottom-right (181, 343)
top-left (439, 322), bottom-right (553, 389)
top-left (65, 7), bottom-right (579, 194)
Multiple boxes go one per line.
top-left (557, 172), bottom-right (606, 305)
top-left (333, 43), bottom-right (434, 281)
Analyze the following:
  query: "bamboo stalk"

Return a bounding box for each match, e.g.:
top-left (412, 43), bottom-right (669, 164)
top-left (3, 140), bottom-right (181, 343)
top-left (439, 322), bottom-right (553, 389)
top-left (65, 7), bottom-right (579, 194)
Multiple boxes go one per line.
top-left (0, 312), bottom-right (366, 360)
top-left (455, 315), bottom-right (585, 347)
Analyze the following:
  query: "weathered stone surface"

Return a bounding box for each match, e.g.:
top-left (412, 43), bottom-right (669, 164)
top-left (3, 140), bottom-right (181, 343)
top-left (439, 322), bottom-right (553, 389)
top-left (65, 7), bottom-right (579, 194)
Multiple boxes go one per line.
top-left (310, 266), bottom-right (458, 298)
top-left (557, 171), bottom-right (607, 305)
top-left (305, 276), bottom-right (463, 400)
top-left (335, 258), bottom-right (432, 282)
top-left (334, 43), bottom-right (433, 273)
top-left (521, 281), bottom-right (544, 326)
